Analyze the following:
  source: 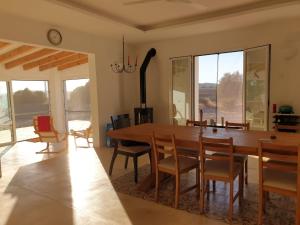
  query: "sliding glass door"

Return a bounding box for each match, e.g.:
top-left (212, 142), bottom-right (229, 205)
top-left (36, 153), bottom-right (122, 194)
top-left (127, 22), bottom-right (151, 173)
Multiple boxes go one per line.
top-left (0, 81), bottom-right (13, 145)
top-left (64, 79), bottom-right (91, 131)
top-left (11, 80), bottom-right (50, 141)
top-left (171, 57), bottom-right (192, 125)
top-left (194, 51), bottom-right (244, 124)
top-left (191, 46), bottom-right (270, 130)
top-left (244, 46), bottom-right (270, 130)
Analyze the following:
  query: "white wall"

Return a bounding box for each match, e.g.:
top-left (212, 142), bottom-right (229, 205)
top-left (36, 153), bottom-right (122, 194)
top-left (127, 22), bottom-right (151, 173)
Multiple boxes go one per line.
top-left (0, 12), bottom-right (137, 146)
top-left (135, 17), bottom-right (300, 129)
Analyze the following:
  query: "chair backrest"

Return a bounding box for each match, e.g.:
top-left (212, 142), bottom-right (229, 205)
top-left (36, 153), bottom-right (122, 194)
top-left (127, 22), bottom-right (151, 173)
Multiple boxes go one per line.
top-left (34, 115), bottom-right (52, 132)
top-left (258, 141), bottom-right (300, 174)
top-left (152, 133), bottom-right (179, 170)
top-left (33, 115), bottom-right (58, 141)
top-left (199, 136), bottom-right (234, 175)
top-left (225, 121), bottom-right (250, 131)
top-left (186, 120), bottom-right (207, 127)
top-left (274, 124), bottom-right (300, 132)
top-left (111, 114), bottom-right (131, 130)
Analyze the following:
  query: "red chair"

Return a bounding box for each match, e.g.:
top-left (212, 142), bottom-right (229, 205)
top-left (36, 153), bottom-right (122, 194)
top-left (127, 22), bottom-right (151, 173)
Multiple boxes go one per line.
top-left (33, 115), bottom-right (67, 154)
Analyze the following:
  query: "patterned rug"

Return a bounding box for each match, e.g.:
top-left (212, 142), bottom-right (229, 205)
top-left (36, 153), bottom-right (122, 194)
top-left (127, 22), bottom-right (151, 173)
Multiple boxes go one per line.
top-left (112, 164), bottom-right (296, 225)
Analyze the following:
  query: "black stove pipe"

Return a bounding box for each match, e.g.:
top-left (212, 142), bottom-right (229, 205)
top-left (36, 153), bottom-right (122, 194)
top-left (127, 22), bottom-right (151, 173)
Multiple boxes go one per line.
top-left (139, 48), bottom-right (156, 107)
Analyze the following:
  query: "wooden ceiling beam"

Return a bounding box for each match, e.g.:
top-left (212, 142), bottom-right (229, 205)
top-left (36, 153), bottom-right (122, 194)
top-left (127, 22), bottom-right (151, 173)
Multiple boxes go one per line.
top-left (0, 45), bottom-right (35, 63)
top-left (0, 41), bottom-right (11, 50)
top-left (5, 48), bottom-right (58, 69)
top-left (57, 57), bottom-right (88, 71)
top-left (23, 51), bottom-right (75, 70)
top-left (39, 53), bottom-right (87, 71)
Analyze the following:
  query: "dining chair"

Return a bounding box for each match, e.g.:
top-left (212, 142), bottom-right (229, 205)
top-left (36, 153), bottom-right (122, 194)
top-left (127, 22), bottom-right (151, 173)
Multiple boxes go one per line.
top-left (225, 121), bottom-right (250, 185)
top-left (274, 124), bottom-right (300, 132)
top-left (109, 114), bottom-right (151, 183)
top-left (33, 115), bottom-right (68, 154)
top-left (176, 120), bottom-right (208, 159)
top-left (258, 140), bottom-right (300, 225)
top-left (199, 136), bottom-right (243, 223)
top-left (70, 125), bottom-right (92, 148)
top-left (186, 119), bottom-right (208, 127)
top-left (152, 132), bottom-right (199, 208)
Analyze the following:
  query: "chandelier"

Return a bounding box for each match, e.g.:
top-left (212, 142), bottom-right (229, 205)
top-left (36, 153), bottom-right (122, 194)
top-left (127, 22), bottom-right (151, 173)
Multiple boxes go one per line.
top-left (111, 36), bottom-right (137, 73)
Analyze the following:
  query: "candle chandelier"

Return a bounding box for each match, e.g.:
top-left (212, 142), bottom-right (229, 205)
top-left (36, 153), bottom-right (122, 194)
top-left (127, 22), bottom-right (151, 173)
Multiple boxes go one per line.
top-left (111, 36), bottom-right (138, 73)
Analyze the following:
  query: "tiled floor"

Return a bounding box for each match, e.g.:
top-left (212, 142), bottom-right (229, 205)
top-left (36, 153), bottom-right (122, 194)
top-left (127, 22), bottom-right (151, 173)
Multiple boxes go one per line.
top-left (0, 138), bottom-right (259, 225)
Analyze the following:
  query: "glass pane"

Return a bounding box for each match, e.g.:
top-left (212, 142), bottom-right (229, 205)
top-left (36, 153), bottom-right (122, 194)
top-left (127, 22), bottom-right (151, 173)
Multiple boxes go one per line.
top-left (195, 54), bottom-right (218, 123)
top-left (64, 79), bottom-right (91, 131)
top-left (12, 80), bottom-right (50, 141)
top-left (217, 52), bottom-right (244, 124)
top-left (172, 57), bottom-right (191, 125)
top-left (0, 81), bottom-right (13, 144)
top-left (245, 46), bottom-right (269, 130)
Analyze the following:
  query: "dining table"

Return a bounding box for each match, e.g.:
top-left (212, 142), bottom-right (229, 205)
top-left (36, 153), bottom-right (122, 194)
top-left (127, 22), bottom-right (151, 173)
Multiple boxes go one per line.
top-left (107, 123), bottom-right (300, 191)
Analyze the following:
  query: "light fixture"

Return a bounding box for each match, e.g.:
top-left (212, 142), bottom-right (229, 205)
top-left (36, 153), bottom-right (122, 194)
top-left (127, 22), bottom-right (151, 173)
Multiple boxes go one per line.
top-left (111, 36), bottom-right (138, 73)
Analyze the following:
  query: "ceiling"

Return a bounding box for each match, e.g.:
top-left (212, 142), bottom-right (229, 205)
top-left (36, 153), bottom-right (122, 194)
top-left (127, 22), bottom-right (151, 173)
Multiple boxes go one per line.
top-left (0, 0), bottom-right (300, 43)
top-left (0, 40), bottom-right (88, 72)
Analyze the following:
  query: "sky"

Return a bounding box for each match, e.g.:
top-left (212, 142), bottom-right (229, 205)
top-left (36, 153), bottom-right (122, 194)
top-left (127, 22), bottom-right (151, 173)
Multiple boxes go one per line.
top-left (9, 79), bottom-right (89, 92)
top-left (197, 51), bottom-right (243, 83)
top-left (11, 80), bottom-right (49, 92)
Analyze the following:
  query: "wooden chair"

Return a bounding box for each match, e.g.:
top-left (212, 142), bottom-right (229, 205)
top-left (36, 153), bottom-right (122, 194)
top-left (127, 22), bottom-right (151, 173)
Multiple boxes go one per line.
top-left (177, 120), bottom-right (208, 159)
top-left (33, 115), bottom-right (67, 154)
top-left (109, 114), bottom-right (151, 183)
top-left (274, 124), bottom-right (300, 132)
top-left (152, 133), bottom-right (199, 208)
top-left (70, 125), bottom-right (92, 148)
top-left (186, 120), bottom-right (208, 127)
top-left (199, 136), bottom-right (243, 223)
top-left (225, 121), bottom-right (250, 185)
top-left (258, 140), bottom-right (300, 225)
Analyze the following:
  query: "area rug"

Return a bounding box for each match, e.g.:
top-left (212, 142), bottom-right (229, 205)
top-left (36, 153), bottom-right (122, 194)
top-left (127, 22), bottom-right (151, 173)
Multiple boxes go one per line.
top-left (112, 165), bottom-right (296, 225)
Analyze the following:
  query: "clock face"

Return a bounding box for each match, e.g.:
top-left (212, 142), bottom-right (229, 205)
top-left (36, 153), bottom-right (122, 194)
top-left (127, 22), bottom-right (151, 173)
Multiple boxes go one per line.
top-left (47, 29), bottom-right (62, 46)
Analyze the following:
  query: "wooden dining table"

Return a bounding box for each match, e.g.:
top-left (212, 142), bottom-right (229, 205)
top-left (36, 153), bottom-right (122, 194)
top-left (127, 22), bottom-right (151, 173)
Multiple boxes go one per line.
top-left (107, 123), bottom-right (300, 191)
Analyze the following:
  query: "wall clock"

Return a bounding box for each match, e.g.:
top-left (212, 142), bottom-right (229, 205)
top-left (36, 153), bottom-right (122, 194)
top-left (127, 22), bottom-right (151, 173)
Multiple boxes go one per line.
top-left (47, 29), bottom-right (62, 46)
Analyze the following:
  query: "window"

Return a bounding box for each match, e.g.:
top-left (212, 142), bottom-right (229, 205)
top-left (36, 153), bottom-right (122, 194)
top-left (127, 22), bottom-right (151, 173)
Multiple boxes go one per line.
top-left (12, 80), bottom-right (50, 141)
top-left (171, 45), bottom-right (270, 130)
top-left (0, 81), bottom-right (13, 145)
top-left (195, 51), bottom-right (244, 124)
top-left (64, 79), bottom-right (91, 131)
top-left (171, 57), bottom-right (192, 125)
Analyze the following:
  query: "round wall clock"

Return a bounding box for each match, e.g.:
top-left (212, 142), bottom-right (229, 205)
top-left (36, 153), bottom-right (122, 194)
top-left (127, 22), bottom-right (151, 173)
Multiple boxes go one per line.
top-left (47, 29), bottom-right (62, 46)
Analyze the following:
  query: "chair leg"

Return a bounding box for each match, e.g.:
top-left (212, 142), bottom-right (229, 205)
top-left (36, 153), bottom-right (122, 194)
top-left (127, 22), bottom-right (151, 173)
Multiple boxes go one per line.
top-left (124, 156), bottom-right (129, 169)
top-left (245, 158), bottom-right (248, 185)
top-left (213, 180), bottom-right (216, 192)
top-left (296, 197), bottom-right (300, 225)
top-left (148, 151), bottom-right (152, 172)
top-left (196, 167), bottom-right (200, 199)
top-left (74, 136), bottom-right (77, 148)
top-left (200, 179), bottom-right (205, 214)
top-left (155, 170), bottom-right (160, 202)
top-left (109, 149), bottom-right (118, 176)
top-left (228, 180), bottom-right (234, 224)
top-left (239, 172), bottom-right (243, 205)
top-left (258, 188), bottom-right (264, 225)
top-left (175, 174), bottom-right (180, 209)
top-left (133, 156), bottom-right (138, 183)
top-left (86, 138), bottom-right (90, 147)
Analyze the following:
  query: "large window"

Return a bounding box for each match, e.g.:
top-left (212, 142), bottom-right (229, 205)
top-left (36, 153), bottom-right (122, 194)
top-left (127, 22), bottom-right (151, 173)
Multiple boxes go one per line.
top-left (195, 52), bottom-right (244, 124)
top-left (0, 81), bottom-right (13, 145)
top-left (172, 46), bottom-right (270, 130)
top-left (64, 79), bottom-right (91, 131)
top-left (171, 57), bottom-right (192, 125)
top-left (12, 80), bottom-right (50, 141)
